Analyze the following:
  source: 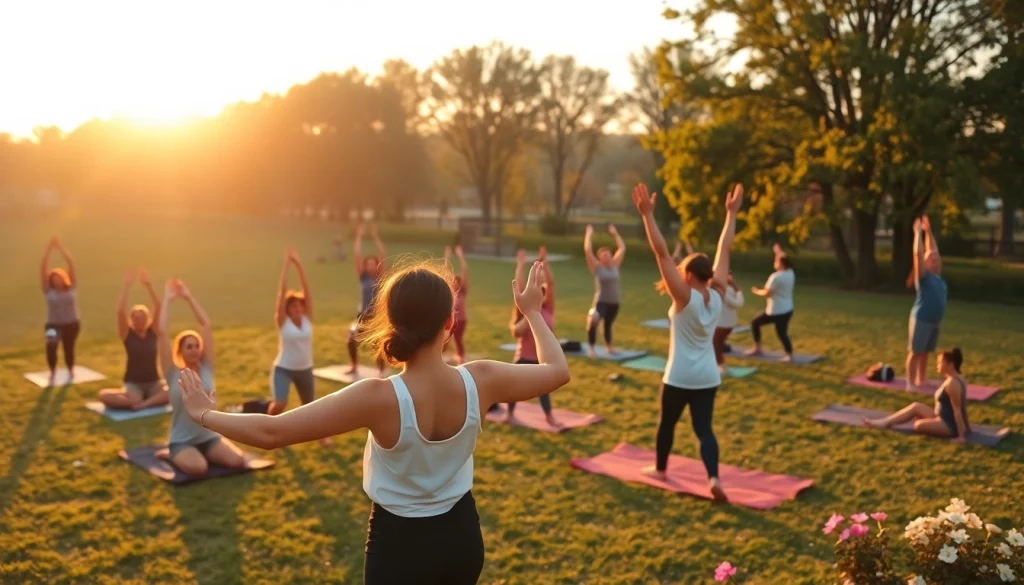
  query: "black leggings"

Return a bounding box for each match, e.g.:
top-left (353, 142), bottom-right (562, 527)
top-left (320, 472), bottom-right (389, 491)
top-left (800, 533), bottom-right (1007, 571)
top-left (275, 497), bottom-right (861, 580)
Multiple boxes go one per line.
top-left (45, 321), bottom-right (80, 372)
top-left (751, 311), bottom-right (794, 354)
top-left (507, 358), bottom-right (552, 415)
top-left (655, 384), bottom-right (719, 478)
top-left (587, 302), bottom-right (620, 346)
top-left (364, 491), bottom-right (484, 585)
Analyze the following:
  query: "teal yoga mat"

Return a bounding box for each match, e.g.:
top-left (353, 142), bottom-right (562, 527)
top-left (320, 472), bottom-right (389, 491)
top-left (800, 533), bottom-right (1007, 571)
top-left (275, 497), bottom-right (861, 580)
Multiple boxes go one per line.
top-left (621, 355), bottom-right (757, 379)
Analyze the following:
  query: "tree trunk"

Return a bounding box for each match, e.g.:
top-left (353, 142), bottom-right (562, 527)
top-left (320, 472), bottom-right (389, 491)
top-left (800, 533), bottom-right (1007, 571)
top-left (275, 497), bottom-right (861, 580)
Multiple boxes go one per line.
top-left (494, 186), bottom-right (504, 257)
top-left (853, 209), bottom-right (878, 289)
top-left (998, 197), bottom-right (1017, 257)
top-left (819, 182), bottom-right (856, 285)
top-left (477, 186), bottom-right (492, 237)
top-left (551, 160), bottom-right (564, 217)
top-left (891, 216), bottom-right (913, 285)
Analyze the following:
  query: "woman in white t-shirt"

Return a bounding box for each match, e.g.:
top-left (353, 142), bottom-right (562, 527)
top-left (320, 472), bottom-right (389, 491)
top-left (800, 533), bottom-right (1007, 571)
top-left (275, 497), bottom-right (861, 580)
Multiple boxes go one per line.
top-left (174, 258), bottom-right (570, 584)
top-left (632, 182), bottom-right (742, 502)
top-left (714, 273), bottom-right (745, 375)
top-left (268, 249), bottom-right (316, 417)
top-left (747, 243), bottom-right (796, 362)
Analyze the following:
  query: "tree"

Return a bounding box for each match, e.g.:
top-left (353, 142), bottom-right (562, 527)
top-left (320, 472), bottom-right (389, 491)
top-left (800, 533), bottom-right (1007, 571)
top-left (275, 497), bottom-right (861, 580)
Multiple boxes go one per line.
top-left (537, 55), bottom-right (618, 217)
top-left (377, 59), bottom-right (426, 134)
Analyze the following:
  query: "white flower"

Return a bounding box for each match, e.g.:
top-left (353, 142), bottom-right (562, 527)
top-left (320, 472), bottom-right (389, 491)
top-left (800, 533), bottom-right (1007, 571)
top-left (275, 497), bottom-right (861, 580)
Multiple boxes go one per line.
top-left (938, 545), bottom-right (959, 564)
top-left (997, 563), bottom-right (1017, 582)
top-left (989, 524), bottom-right (1005, 535)
top-left (966, 513), bottom-right (984, 529)
top-left (948, 529), bottom-right (970, 544)
top-left (908, 577), bottom-right (926, 585)
top-left (999, 543), bottom-right (1014, 557)
top-left (1007, 529), bottom-right (1024, 547)
top-left (946, 498), bottom-right (970, 514)
top-left (942, 512), bottom-right (966, 525)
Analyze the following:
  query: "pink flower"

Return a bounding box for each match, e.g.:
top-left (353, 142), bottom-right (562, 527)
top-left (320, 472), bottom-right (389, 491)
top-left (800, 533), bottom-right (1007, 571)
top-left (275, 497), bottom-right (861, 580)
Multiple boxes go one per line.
top-left (871, 512), bottom-right (888, 522)
top-left (823, 514), bottom-right (845, 535)
top-left (839, 528), bottom-right (851, 542)
top-left (850, 524), bottom-right (870, 537)
top-left (851, 513), bottom-right (869, 523)
top-left (714, 562), bottom-right (737, 583)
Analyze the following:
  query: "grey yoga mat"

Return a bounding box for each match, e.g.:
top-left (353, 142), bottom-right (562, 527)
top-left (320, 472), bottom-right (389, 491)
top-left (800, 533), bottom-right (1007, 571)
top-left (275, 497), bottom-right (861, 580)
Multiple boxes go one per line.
top-left (119, 445), bottom-right (275, 484)
top-left (811, 404), bottom-right (1010, 447)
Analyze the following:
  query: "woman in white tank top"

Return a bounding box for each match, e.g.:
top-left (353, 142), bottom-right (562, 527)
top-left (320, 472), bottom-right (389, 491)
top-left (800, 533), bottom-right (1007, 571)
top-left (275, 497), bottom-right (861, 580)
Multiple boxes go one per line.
top-left (174, 259), bottom-right (571, 585)
top-left (268, 249), bottom-right (318, 426)
top-left (632, 182), bottom-right (742, 502)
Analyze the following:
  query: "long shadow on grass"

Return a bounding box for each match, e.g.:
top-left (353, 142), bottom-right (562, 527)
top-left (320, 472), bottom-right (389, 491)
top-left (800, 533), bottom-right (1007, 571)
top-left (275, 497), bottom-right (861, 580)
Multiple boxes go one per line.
top-left (0, 383), bottom-right (70, 518)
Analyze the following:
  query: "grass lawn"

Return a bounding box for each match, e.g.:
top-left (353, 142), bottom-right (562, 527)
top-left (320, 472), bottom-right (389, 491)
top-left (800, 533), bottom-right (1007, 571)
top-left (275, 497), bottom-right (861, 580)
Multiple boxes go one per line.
top-left (1, 215), bottom-right (1022, 585)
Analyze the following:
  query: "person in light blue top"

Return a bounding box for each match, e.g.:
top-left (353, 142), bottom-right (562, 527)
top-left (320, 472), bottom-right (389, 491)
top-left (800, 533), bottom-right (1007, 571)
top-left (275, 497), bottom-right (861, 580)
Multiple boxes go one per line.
top-left (906, 215), bottom-right (948, 392)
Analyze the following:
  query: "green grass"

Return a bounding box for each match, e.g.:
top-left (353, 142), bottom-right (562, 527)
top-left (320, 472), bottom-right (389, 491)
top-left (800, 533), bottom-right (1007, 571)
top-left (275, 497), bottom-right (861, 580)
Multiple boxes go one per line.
top-left (1, 216), bottom-right (1022, 585)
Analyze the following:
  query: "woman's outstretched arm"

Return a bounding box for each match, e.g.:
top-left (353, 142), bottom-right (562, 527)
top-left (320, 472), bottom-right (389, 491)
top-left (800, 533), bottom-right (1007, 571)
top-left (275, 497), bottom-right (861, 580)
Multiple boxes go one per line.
top-left (40, 239), bottom-right (55, 292)
top-left (583, 225), bottom-right (597, 273)
top-left (139, 268), bottom-right (161, 332)
top-left (633, 184), bottom-right (691, 307)
top-left (274, 252), bottom-right (290, 328)
top-left (711, 184), bottom-right (743, 292)
top-left (157, 281), bottom-right (176, 375)
top-left (116, 269), bottom-right (134, 340)
top-left (292, 250), bottom-right (313, 320)
top-left (177, 281), bottom-right (214, 366)
top-left (609, 225), bottom-right (626, 267)
top-left (54, 239), bottom-right (77, 287)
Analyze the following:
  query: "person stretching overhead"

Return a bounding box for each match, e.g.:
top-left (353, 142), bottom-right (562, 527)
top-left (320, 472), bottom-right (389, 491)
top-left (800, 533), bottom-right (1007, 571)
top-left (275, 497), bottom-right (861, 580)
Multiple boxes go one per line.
top-left (444, 245), bottom-right (470, 365)
top-left (268, 249), bottom-right (317, 415)
top-left (98, 268), bottom-right (168, 410)
top-left (865, 348), bottom-right (969, 444)
top-left (505, 249), bottom-right (559, 427)
top-left (348, 222), bottom-right (388, 378)
top-left (583, 224), bottom-right (625, 357)
top-left (40, 237), bottom-right (80, 385)
top-left (679, 242), bottom-right (745, 375)
top-left (173, 259), bottom-right (571, 584)
top-left (633, 182), bottom-right (742, 502)
top-left (747, 243), bottom-right (796, 362)
top-left (905, 215), bottom-right (948, 391)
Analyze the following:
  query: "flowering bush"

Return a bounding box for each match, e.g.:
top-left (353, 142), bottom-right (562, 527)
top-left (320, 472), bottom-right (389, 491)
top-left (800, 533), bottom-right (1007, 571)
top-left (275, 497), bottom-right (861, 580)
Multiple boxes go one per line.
top-left (826, 499), bottom-right (1023, 584)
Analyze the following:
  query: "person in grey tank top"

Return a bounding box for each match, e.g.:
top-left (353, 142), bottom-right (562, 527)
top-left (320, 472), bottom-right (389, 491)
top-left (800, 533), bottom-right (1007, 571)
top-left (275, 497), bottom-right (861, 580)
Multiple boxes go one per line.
top-left (347, 221), bottom-right (389, 378)
top-left (40, 238), bottom-right (81, 386)
top-left (157, 278), bottom-right (245, 477)
top-left (584, 224), bottom-right (626, 357)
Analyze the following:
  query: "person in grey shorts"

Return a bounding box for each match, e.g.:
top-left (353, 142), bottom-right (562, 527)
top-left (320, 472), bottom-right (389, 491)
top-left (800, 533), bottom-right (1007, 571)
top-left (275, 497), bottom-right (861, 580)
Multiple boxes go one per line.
top-left (98, 268), bottom-right (169, 410)
top-left (158, 278), bottom-right (244, 476)
top-left (583, 224), bottom-right (626, 357)
top-left (906, 216), bottom-right (947, 392)
top-left (40, 237), bottom-right (80, 386)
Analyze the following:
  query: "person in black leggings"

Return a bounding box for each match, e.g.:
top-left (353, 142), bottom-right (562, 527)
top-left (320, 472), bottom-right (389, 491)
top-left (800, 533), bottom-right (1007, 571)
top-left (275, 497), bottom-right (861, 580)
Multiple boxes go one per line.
top-left (583, 225), bottom-right (625, 356)
top-left (40, 238), bottom-right (81, 385)
top-left (747, 245), bottom-right (796, 361)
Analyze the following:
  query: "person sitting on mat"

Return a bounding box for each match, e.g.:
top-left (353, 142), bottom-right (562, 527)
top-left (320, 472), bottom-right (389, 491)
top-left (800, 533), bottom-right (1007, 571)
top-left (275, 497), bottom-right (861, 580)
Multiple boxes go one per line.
top-left (444, 245), bottom-right (470, 365)
top-left (158, 279), bottom-right (245, 476)
top-left (746, 243), bottom-right (795, 362)
top-left (347, 221), bottom-right (388, 378)
top-left (40, 237), bottom-right (80, 386)
top-left (633, 182), bottom-right (742, 502)
top-left (583, 224), bottom-right (625, 357)
top-left (173, 259), bottom-right (570, 584)
top-left (268, 250), bottom-right (322, 422)
top-left (98, 268), bottom-right (168, 410)
top-left (905, 215), bottom-right (947, 392)
top-left (680, 242), bottom-right (745, 376)
top-left (864, 347), bottom-right (969, 444)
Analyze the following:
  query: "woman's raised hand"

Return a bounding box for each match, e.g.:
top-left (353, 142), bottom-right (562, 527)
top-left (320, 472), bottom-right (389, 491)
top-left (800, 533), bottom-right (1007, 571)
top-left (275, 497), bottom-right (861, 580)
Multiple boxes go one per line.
top-left (513, 261), bottom-right (546, 314)
top-left (726, 183), bottom-right (744, 214)
top-left (631, 184), bottom-right (656, 216)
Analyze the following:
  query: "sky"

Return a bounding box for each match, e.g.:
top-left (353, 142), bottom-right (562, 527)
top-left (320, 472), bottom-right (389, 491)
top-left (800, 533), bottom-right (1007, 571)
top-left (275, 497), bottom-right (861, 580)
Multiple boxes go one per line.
top-left (0, 0), bottom-right (697, 139)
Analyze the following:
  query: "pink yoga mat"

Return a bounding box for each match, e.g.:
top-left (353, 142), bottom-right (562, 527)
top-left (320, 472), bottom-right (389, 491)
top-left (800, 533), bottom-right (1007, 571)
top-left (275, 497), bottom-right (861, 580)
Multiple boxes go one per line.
top-left (486, 403), bottom-right (603, 433)
top-left (846, 374), bottom-right (1000, 402)
top-left (571, 443), bottom-right (814, 510)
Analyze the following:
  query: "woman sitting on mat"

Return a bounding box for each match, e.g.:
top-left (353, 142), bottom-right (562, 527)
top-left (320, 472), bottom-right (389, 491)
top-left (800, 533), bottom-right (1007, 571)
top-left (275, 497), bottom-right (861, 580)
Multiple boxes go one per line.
top-left (634, 182), bottom-right (742, 501)
top-left (269, 249), bottom-right (318, 417)
top-left (444, 245), bottom-right (470, 365)
top-left (905, 216), bottom-right (947, 392)
top-left (747, 243), bottom-right (795, 362)
top-left (865, 347), bottom-right (969, 444)
top-left (680, 242), bottom-right (745, 376)
top-left (98, 268), bottom-right (168, 410)
top-left (583, 224), bottom-right (625, 357)
top-left (347, 222), bottom-right (388, 378)
top-left (40, 237), bottom-right (80, 385)
top-left (158, 279), bottom-right (245, 476)
top-left (173, 259), bottom-right (570, 584)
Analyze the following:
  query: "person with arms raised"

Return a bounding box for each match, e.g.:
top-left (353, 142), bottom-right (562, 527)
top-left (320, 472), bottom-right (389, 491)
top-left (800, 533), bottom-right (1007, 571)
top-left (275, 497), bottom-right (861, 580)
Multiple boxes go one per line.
top-left (583, 224), bottom-right (626, 356)
top-left (40, 238), bottom-right (80, 385)
top-left (905, 216), bottom-right (948, 391)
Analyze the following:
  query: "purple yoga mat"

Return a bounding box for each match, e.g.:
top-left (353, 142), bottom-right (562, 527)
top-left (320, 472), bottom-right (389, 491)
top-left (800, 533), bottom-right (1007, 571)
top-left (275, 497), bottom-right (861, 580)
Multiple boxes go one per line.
top-left (811, 404), bottom-right (1010, 447)
top-left (486, 403), bottom-right (603, 433)
top-left (570, 443), bottom-right (814, 510)
top-left (119, 445), bottom-right (275, 485)
top-left (846, 374), bottom-right (1000, 402)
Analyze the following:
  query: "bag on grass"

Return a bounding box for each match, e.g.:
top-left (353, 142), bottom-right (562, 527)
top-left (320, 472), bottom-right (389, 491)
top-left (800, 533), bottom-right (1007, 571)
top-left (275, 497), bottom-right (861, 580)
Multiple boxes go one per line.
top-left (560, 340), bottom-right (582, 353)
top-left (866, 362), bottom-right (895, 382)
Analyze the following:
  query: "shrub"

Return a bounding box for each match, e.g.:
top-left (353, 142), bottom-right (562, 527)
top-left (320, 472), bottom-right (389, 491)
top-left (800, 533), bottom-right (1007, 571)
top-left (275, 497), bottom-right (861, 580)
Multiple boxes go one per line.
top-left (539, 214), bottom-right (570, 236)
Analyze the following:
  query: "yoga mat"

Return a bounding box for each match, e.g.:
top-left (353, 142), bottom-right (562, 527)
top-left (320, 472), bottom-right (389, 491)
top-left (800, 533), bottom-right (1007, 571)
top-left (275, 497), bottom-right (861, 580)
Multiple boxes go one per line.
top-left (485, 403), bottom-right (603, 433)
top-left (811, 404), bottom-right (1010, 447)
top-left (498, 343), bottom-right (647, 362)
top-left (24, 366), bottom-right (105, 388)
top-left (642, 319), bottom-right (750, 334)
top-left (119, 445), bottom-right (275, 485)
top-left (845, 374), bottom-right (1000, 402)
top-left (313, 364), bottom-right (389, 384)
top-left (571, 443), bottom-right (814, 510)
top-left (724, 347), bottom-right (823, 364)
top-left (620, 355), bottom-right (757, 379)
top-left (85, 401), bottom-right (171, 421)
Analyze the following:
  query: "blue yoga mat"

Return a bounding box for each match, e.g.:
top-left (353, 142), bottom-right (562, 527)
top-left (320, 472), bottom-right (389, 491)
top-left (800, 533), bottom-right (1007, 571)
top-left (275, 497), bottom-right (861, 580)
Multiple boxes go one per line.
top-left (85, 401), bottom-right (172, 421)
top-left (621, 355), bottom-right (757, 378)
top-left (641, 319), bottom-right (750, 335)
top-left (498, 343), bottom-right (646, 362)
top-left (725, 347), bottom-right (823, 364)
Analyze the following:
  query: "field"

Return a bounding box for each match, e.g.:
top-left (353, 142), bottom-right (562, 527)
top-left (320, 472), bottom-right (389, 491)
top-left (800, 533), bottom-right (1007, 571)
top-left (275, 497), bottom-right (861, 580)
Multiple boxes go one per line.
top-left (1, 215), bottom-right (1022, 585)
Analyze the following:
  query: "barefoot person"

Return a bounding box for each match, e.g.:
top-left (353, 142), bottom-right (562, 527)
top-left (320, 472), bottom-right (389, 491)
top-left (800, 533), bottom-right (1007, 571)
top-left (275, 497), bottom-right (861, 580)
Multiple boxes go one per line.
top-left (747, 243), bottom-right (795, 362)
top-left (269, 249), bottom-right (316, 417)
top-left (98, 268), bottom-right (168, 410)
top-left (158, 279), bottom-right (245, 476)
top-left (40, 238), bottom-right (80, 385)
top-left (173, 259), bottom-right (571, 584)
top-left (583, 224), bottom-right (625, 356)
top-left (444, 245), bottom-right (470, 365)
top-left (348, 222), bottom-right (388, 378)
top-left (906, 216), bottom-right (947, 391)
top-left (633, 182), bottom-right (741, 502)
top-left (865, 348), bottom-right (969, 444)
top-left (505, 249), bottom-right (559, 426)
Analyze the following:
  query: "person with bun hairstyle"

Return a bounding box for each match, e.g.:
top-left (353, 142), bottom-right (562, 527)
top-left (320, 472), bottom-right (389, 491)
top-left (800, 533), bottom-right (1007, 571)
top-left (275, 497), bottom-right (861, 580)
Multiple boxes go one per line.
top-left (864, 347), bottom-right (969, 443)
top-left (173, 258), bottom-right (571, 584)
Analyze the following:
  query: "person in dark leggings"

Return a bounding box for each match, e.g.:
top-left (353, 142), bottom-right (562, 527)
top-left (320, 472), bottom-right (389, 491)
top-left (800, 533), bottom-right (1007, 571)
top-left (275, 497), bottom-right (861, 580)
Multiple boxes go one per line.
top-left (633, 182), bottom-right (742, 502)
top-left (173, 258), bottom-right (571, 584)
top-left (347, 222), bottom-right (388, 378)
top-left (40, 237), bottom-right (80, 386)
top-left (747, 244), bottom-right (796, 362)
top-left (583, 224), bottom-right (625, 357)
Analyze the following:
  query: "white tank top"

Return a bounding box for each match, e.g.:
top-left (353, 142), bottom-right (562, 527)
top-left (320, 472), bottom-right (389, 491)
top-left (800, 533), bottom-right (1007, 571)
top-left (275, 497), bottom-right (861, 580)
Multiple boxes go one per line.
top-left (273, 316), bottom-right (313, 370)
top-left (362, 366), bottom-right (481, 517)
top-left (664, 288), bottom-right (723, 390)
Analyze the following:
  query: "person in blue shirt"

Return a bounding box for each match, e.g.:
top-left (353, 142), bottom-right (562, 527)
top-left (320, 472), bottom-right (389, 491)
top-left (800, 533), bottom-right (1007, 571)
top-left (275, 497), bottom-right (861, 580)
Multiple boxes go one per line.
top-left (906, 216), bottom-right (948, 391)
